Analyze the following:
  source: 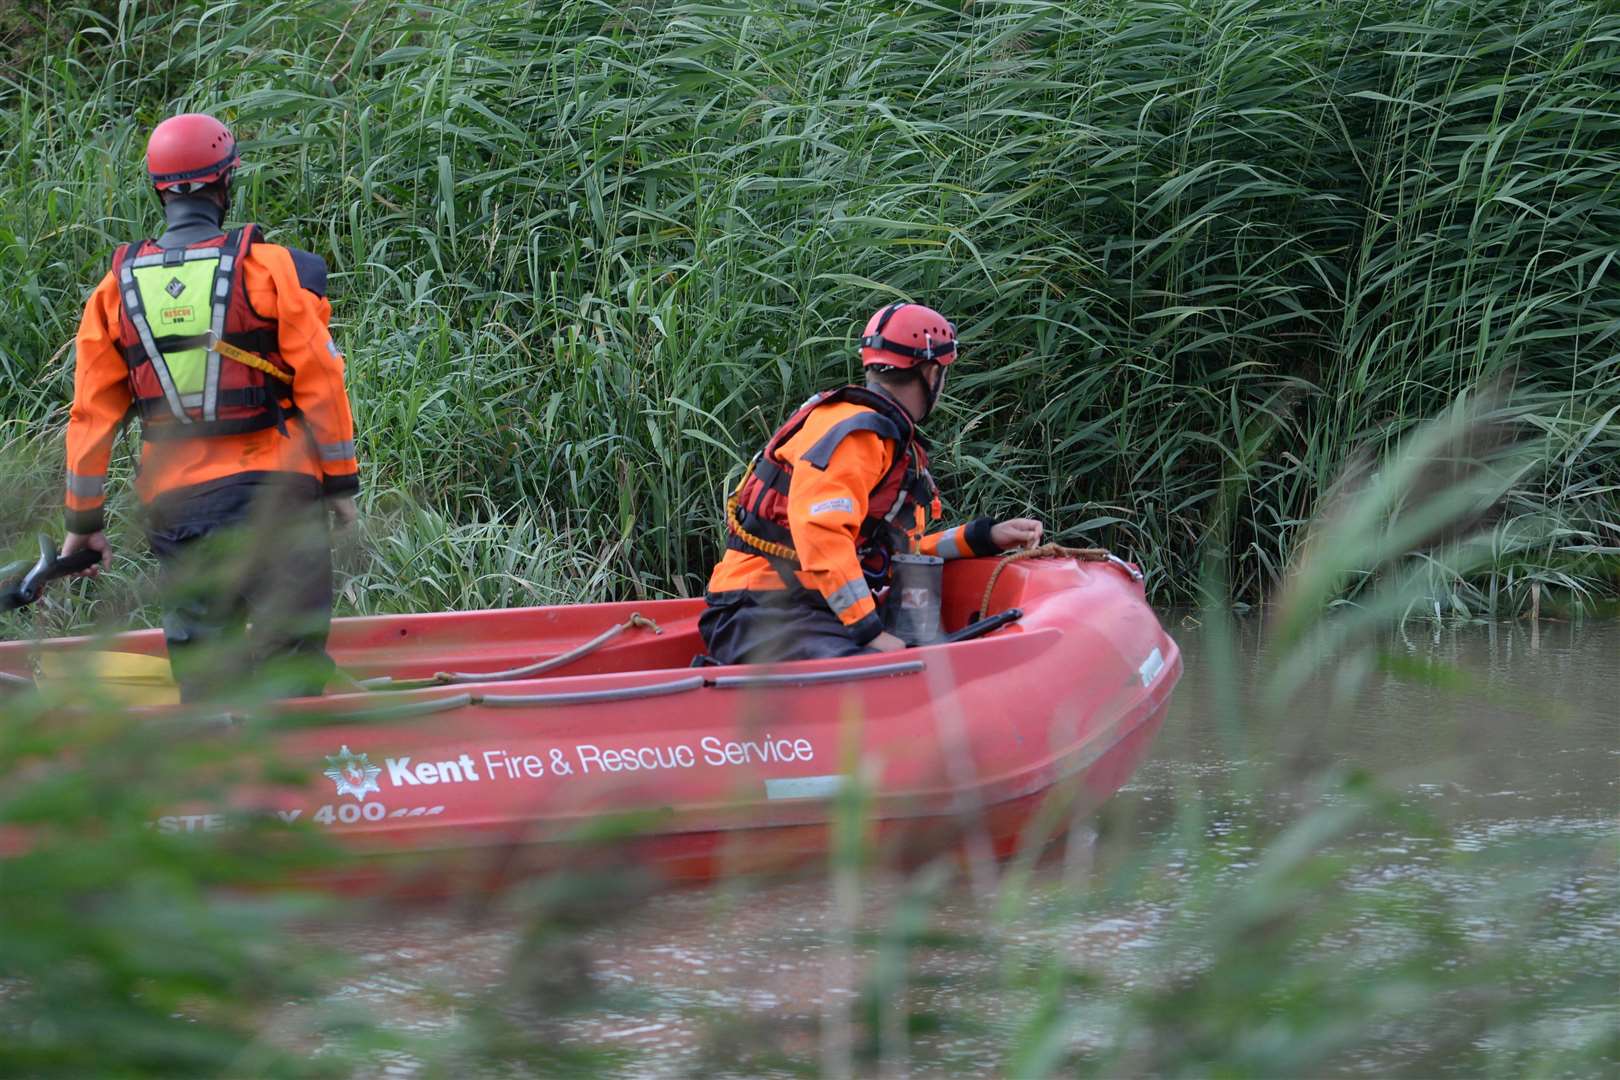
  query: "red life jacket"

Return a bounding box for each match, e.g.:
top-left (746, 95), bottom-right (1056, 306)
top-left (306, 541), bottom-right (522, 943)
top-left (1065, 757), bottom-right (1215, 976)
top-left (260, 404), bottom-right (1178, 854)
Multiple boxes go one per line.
top-left (112, 225), bottom-right (297, 441)
top-left (727, 386), bottom-right (942, 582)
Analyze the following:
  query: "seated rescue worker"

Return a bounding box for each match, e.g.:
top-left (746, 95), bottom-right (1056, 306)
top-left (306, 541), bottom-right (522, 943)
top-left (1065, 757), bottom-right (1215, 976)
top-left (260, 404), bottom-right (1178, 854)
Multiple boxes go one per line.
top-left (702, 301), bottom-right (1043, 663)
top-left (60, 113), bottom-right (360, 701)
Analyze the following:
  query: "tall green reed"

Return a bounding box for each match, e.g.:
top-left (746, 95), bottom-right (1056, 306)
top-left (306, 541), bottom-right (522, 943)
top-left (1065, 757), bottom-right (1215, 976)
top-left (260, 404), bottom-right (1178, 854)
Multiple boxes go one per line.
top-left (0, 0), bottom-right (1615, 626)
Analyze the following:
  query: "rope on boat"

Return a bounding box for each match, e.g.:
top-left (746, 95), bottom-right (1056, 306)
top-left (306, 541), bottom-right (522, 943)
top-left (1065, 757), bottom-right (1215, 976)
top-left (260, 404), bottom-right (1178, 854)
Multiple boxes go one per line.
top-left (357, 613), bottom-right (664, 690)
top-left (978, 544), bottom-right (1140, 620)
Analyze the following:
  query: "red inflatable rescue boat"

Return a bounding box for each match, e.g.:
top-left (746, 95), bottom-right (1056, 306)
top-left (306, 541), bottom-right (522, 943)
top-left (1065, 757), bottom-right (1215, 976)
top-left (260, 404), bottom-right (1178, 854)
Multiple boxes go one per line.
top-left (0, 553), bottom-right (1181, 886)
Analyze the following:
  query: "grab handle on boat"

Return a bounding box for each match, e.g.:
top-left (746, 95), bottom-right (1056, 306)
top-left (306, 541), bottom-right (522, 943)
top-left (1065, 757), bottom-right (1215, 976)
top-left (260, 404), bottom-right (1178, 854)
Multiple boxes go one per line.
top-left (709, 659), bottom-right (924, 690)
top-left (310, 692), bottom-right (477, 723)
top-left (475, 675), bottom-right (705, 708)
top-left (1106, 554), bottom-right (1145, 583)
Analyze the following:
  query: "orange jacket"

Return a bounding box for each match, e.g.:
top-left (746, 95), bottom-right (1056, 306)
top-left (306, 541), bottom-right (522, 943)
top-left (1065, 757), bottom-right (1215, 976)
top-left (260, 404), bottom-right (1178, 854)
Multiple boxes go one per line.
top-left (64, 238), bottom-right (359, 533)
top-left (708, 399), bottom-right (998, 644)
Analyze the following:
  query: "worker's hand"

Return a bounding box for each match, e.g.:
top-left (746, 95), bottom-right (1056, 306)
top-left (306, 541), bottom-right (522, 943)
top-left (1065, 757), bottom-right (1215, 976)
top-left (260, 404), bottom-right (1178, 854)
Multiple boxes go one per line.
top-left (328, 496), bottom-right (359, 531)
top-left (868, 631), bottom-right (908, 653)
top-left (991, 517), bottom-right (1043, 551)
top-left (60, 531), bottom-right (109, 577)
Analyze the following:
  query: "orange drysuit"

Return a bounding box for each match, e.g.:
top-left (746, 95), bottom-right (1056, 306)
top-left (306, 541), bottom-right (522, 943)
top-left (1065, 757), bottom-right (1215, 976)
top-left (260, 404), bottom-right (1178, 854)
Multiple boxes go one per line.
top-left (64, 233), bottom-right (359, 534)
top-left (706, 393), bottom-right (998, 652)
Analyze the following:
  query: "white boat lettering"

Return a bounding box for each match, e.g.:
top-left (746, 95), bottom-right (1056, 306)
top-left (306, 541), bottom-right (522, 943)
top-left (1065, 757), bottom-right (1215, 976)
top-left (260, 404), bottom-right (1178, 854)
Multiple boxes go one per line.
top-left (700, 735), bottom-right (814, 767)
top-left (386, 753), bottom-right (481, 786)
top-left (149, 813), bottom-right (228, 834)
top-left (313, 802), bottom-right (389, 825)
top-left (569, 737), bottom-right (816, 774)
top-left (483, 748), bottom-right (545, 780)
top-left (576, 743), bottom-right (697, 774)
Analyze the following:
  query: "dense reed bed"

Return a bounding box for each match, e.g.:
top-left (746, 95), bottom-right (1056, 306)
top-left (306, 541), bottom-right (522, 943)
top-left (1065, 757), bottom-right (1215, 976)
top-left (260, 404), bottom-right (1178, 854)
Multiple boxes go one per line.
top-left (1, 0), bottom-right (1616, 622)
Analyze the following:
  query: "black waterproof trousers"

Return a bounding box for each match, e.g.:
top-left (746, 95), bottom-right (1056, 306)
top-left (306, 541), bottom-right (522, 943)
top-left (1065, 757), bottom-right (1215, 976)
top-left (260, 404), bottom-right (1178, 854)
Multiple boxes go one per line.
top-left (699, 590), bottom-right (874, 666)
top-left (146, 474), bottom-right (334, 702)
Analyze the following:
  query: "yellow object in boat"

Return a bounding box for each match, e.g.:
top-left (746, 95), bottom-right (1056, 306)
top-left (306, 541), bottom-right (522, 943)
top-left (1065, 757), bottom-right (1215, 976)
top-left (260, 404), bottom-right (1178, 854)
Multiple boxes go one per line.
top-left (35, 650), bottom-right (180, 708)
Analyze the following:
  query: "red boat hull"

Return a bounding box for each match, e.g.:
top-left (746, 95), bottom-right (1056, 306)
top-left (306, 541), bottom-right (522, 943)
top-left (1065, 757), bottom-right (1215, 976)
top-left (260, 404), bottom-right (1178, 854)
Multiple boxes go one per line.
top-left (2, 556), bottom-right (1181, 889)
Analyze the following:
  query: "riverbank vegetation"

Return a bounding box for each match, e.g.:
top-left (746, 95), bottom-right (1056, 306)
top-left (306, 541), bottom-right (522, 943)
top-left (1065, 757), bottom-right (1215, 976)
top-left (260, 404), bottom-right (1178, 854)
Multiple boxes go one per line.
top-left (0, 0), bottom-right (1615, 627)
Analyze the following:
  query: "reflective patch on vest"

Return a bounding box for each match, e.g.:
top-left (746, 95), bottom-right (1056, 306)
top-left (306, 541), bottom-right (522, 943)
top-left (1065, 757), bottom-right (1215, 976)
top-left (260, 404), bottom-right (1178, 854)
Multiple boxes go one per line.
top-left (326, 338), bottom-right (340, 357)
top-left (165, 276), bottom-right (186, 298)
top-left (810, 497), bottom-right (854, 516)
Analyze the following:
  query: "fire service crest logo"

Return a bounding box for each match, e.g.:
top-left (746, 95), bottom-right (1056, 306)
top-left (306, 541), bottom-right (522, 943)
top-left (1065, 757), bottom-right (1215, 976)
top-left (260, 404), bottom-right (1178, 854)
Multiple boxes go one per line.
top-left (323, 745), bottom-right (382, 802)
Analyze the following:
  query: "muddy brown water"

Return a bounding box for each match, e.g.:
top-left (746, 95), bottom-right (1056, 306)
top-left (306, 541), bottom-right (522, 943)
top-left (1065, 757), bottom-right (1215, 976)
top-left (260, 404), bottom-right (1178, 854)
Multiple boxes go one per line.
top-left (312, 618), bottom-right (1619, 1077)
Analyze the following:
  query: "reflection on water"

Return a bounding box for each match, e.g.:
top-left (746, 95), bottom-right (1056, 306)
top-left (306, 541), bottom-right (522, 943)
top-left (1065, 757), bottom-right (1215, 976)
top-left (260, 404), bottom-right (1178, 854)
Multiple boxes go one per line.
top-left (318, 618), bottom-right (1619, 1077)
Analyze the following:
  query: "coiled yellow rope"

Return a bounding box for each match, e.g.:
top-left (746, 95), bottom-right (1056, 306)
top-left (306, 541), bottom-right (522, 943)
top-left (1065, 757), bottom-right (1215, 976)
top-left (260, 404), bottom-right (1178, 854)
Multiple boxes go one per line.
top-left (725, 460), bottom-right (798, 561)
top-left (979, 543), bottom-right (1111, 619)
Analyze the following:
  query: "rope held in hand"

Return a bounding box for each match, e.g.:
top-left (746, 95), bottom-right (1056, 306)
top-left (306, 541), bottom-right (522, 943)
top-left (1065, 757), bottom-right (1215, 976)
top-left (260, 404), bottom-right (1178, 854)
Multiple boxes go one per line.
top-left (979, 544), bottom-right (1111, 621)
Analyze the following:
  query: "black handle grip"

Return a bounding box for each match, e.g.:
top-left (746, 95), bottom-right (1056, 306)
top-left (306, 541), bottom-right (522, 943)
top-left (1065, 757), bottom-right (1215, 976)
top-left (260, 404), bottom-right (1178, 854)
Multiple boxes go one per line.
top-left (2, 543), bottom-right (103, 611)
top-left (53, 549), bottom-right (104, 574)
top-left (53, 549), bottom-right (104, 575)
top-left (943, 608), bottom-right (1023, 644)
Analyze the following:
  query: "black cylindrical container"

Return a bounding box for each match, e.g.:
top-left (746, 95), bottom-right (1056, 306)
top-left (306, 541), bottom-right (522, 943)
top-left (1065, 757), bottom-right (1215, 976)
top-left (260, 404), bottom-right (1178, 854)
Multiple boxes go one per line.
top-left (883, 553), bottom-right (944, 645)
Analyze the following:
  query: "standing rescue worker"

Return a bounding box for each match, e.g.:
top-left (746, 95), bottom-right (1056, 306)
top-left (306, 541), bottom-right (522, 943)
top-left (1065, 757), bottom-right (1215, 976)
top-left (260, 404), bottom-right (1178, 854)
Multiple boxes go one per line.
top-left (702, 301), bottom-right (1043, 663)
top-left (60, 113), bottom-right (359, 700)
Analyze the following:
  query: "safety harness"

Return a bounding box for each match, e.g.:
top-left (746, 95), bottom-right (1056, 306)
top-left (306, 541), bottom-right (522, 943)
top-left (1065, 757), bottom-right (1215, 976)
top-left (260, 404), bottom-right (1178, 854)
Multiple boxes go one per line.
top-left (726, 386), bottom-right (942, 594)
top-left (112, 224), bottom-right (298, 441)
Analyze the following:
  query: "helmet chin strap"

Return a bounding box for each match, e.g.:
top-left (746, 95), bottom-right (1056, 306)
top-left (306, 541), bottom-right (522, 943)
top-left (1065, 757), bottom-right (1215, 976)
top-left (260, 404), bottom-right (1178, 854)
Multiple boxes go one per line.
top-left (870, 360), bottom-right (946, 422)
top-left (899, 362), bottom-right (944, 422)
top-left (925, 366), bottom-right (946, 418)
top-left (918, 334), bottom-right (946, 419)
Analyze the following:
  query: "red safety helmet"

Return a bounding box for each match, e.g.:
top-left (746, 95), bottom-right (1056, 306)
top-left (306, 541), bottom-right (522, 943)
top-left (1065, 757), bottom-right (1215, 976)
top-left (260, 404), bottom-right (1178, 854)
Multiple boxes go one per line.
top-left (859, 302), bottom-right (958, 369)
top-left (146, 113), bottom-right (239, 191)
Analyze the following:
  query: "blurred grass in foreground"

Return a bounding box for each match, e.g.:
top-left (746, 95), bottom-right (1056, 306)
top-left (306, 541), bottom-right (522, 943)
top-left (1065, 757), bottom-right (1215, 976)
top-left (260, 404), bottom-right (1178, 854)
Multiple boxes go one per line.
top-left (1, 394), bottom-right (1614, 1077)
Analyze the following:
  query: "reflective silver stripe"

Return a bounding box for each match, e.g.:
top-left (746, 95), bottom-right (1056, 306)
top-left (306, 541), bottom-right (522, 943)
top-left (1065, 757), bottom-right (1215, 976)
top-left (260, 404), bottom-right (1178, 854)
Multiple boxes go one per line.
top-left (128, 248), bottom-right (223, 268)
top-left (318, 440), bottom-right (356, 462)
top-left (65, 472), bottom-right (105, 499)
top-left (825, 578), bottom-right (872, 617)
top-left (119, 264), bottom-right (191, 423)
top-left (203, 242), bottom-right (241, 423)
top-left (179, 393), bottom-right (205, 408)
top-left (203, 261), bottom-right (230, 422)
top-left (935, 530), bottom-right (962, 560)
